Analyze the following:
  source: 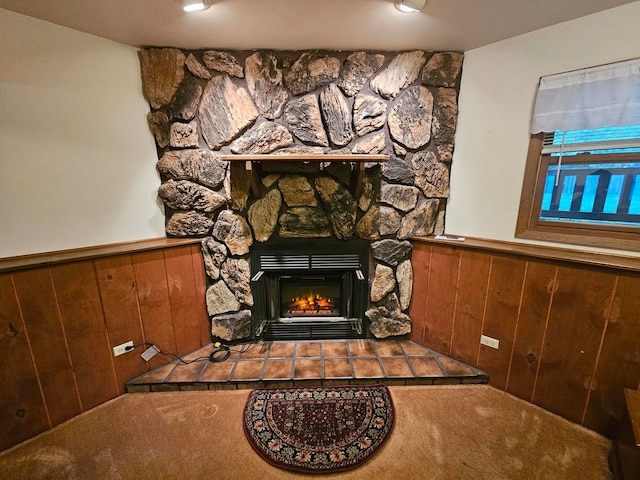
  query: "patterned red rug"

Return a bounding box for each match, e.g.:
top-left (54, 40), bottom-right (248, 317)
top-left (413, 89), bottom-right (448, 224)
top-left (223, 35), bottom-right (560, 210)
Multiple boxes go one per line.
top-left (243, 384), bottom-right (395, 474)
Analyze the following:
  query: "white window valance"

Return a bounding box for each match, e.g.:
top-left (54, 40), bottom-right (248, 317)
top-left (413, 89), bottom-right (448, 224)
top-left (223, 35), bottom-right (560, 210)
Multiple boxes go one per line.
top-left (530, 58), bottom-right (640, 134)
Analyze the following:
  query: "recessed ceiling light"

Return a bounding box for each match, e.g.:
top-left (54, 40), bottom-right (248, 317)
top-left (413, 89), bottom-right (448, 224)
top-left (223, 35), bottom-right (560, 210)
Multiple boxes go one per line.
top-left (182, 0), bottom-right (211, 12)
top-left (394, 0), bottom-right (429, 13)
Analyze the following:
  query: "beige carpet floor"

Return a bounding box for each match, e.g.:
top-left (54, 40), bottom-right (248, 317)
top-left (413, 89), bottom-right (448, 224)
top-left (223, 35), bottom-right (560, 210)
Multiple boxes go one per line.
top-left (0, 385), bottom-right (612, 479)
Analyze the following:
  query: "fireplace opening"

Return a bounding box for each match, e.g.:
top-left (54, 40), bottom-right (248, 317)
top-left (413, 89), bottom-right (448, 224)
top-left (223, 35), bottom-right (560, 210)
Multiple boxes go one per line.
top-left (250, 240), bottom-right (369, 341)
top-left (280, 276), bottom-right (341, 318)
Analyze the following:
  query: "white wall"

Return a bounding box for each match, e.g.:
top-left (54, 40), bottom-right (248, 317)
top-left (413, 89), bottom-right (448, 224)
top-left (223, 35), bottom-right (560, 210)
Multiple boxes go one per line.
top-left (449, 1), bottom-right (640, 256)
top-left (4, 5), bottom-right (640, 259)
top-left (0, 9), bottom-right (165, 258)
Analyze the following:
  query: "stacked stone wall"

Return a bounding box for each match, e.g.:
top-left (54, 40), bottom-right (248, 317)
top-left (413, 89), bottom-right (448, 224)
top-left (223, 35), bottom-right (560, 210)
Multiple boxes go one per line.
top-left (139, 48), bottom-right (463, 341)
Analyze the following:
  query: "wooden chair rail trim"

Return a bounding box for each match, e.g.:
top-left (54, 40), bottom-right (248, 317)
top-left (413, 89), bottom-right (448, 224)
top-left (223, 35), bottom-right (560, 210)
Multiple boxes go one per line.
top-left (0, 237), bottom-right (202, 273)
top-left (412, 236), bottom-right (640, 273)
top-left (7, 234), bottom-right (638, 273)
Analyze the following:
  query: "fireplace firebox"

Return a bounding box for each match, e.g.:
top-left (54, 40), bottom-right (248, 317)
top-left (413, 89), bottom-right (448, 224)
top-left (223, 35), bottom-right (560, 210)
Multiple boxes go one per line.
top-left (280, 275), bottom-right (342, 318)
top-left (250, 240), bottom-right (369, 341)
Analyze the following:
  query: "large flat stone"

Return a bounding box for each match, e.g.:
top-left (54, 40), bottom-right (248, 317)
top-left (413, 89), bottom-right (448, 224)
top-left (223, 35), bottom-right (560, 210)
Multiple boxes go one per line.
top-left (421, 52), bottom-right (464, 88)
top-left (433, 88), bottom-right (458, 146)
top-left (185, 53), bottom-right (211, 80)
top-left (284, 52), bottom-right (341, 95)
top-left (201, 237), bottom-right (227, 280)
top-left (278, 207), bottom-right (331, 238)
top-left (212, 210), bottom-right (254, 255)
top-left (245, 51), bottom-right (290, 119)
top-left (351, 131), bottom-right (386, 154)
top-left (278, 175), bottom-right (318, 207)
top-left (396, 260), bottom-right (413, 311)
top-left (230, 120), bottom-right (293, 154)
top-left (380, 184), bottom-right (419, 212)
top-left (412, 151), bottom-right (450, 198)
top-left (228, 162), bottom-right (250, 212)
top-left (370, 50), bottom-right (426, 100)
top-left (248, 189), bottom-right (282, 242)
top-left (379, 206), bottom-right (402, 236)
top-left (353, 94), bottom-right (387, 137)
top-left (157, 149), bottom-right (227, 189)
top-left (366, 293), bottom-right (412, 338)
top-left (199, 75), bottom-right (258, 149)
top-left (355, 205), bottom-right (380, 241)
top-left (211, 310), bottom-right (252, 341)
top-left (370, 264), bottom-right (396, 302)
top-left (202, 51), bottom-right (244, 78)
top-left (139, 48), bottom-right (185, 109)
top-left (315, 176), bottom-right (358, 240)
top-left (388, 86), bottom-right (433, 149)
top-left (168, 76), bottom-right (202, 121)
top-left (371, 239), bottom-right (412, 266)
top-left (398, 199), bottom-right (440, 239)
top-left (382, 156), bottom-right (415, 185)
top-left (284, 94), bottom-right (328, 146)
top-left (320, 84), bottom-right (354, 147)
top-left (206, 280), bottom-right (241, 316)
top-left (221, 258), bottom-right (253, 306)
top-left (169, 121), bottom-right (199, 148)
top-left (338, 51), bottom-right (385, 97)
top-left (166, 210), bottom-right (214, 237)
top-left (158, 179), bottom-right (226, 213)
top-left (148, 111), bottom-right (170, 148)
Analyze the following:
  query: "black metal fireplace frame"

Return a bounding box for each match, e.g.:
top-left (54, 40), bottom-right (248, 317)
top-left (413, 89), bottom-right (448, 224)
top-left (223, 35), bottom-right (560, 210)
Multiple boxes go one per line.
top-left (250, 239), bottom-right (370, 341)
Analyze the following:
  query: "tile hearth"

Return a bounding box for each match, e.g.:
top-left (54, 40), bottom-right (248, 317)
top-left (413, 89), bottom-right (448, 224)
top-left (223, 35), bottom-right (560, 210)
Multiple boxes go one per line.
top-left (125, 340), bottom-right (488, 392)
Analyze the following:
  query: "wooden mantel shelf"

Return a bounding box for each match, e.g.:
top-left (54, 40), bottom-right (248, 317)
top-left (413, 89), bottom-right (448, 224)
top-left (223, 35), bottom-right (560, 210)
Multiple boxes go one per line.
top-left (220, 154), bottom-right (389, 198)
top-left (220, 154), bottom-right (389, 162)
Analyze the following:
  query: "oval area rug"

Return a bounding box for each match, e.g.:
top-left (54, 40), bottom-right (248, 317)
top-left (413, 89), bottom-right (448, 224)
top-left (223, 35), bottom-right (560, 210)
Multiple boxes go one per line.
top-left (243, 384), bottom-right (395, 474)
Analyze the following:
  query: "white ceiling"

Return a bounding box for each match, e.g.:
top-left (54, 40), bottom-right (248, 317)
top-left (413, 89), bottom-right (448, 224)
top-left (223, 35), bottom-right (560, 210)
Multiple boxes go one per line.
top-left (0, 0), bottom-right (637, 52)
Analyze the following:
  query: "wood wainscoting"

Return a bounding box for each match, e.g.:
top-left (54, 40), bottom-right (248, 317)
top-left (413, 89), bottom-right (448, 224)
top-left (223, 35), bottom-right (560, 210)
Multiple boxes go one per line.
top-left (3, 235), bottom-right (638, 450)
top-left (409, 237), bottom-right (640, 438)
top-left (0, 240), bottom-right (209, 451)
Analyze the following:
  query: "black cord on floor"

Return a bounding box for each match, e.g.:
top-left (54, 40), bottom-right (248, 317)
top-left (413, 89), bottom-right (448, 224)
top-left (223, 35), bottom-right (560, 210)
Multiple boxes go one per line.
top-left (125, 341), bottom-right (255, 364)
top-left (125, 343), bottom-right (206, 364)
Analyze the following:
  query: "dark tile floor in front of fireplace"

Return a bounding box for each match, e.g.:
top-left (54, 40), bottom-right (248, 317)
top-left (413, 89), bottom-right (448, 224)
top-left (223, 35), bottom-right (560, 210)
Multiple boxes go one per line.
top-left (126, 340), bottom-right (488, 392)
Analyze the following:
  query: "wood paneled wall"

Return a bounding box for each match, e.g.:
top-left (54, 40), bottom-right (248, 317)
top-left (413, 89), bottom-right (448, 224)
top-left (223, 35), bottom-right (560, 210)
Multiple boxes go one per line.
top-left (0, 244), bottom-right (210, 451)
top-left (410, 241), bottom-right (640, 438)
top-left (3, 238), bottom-right (637, 449)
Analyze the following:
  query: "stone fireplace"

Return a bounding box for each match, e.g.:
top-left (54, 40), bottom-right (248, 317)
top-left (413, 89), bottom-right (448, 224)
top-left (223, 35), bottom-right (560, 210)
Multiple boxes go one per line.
top-left (139, 48), bottom-right (462, 343)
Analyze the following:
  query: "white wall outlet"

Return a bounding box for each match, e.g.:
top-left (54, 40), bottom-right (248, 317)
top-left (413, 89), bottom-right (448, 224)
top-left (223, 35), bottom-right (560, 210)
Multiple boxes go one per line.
top-left (113, 341), bottom-right (134, 357)
top-left (480, 334), bottom-right (500, 349)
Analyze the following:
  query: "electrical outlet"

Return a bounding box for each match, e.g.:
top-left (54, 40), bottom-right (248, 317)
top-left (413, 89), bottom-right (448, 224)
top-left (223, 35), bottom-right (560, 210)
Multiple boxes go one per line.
top-left (480, 335), bottom-right (500, 349)
top-left (113, 341), bottom-right (134, 357)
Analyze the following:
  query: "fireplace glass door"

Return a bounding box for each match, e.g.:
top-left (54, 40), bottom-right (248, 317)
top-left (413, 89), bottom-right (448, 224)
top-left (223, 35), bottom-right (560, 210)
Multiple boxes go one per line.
top-left (250, 240), bottom-right (369, 340)
top-left (280, 275), bottom-right (342, 318)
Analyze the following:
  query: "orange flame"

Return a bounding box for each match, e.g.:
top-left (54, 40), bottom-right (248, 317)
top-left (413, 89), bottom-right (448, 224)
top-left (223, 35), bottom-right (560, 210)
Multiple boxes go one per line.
top-left (288, 292), bottom-right (335, 314)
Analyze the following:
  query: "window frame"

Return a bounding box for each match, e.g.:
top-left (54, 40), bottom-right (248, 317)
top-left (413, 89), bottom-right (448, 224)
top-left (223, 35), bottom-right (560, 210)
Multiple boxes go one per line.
top-left (515, 133), bottom-right (640, 252)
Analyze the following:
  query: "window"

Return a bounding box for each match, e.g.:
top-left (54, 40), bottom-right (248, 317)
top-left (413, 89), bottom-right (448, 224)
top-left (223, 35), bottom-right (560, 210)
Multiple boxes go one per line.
top-left (516, 59), bottom-right (640, 252)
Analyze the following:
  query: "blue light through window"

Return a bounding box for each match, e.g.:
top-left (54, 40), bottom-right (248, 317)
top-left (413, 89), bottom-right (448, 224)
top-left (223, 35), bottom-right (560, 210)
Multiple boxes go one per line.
top-left (553, 125), bottom-right (640, 145)
top-left (580, 175), bottom-right (599, 213)
top-left (559, 176), bottom-right (576, 211)
top-left (540, 162), bottom-right (640, 226)
top-left (603, 175), bottom-right (625, 214)
top-left (629, 175), bottom-right (640, 215)
top-left (539, 125), bottom-right (640, 228)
